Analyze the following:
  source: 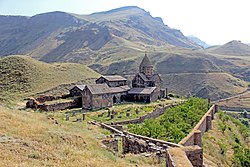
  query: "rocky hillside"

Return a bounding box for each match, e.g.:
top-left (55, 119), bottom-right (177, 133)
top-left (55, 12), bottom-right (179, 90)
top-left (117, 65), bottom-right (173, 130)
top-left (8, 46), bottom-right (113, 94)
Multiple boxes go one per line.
top-left (187, 35), bottom-right (210, 48)
top-left (207, 40), bottom-right (250, 56)
top-left (1, 6), bottom-right (250, 100)
top-left (0, 6), bottom-right (201, 63)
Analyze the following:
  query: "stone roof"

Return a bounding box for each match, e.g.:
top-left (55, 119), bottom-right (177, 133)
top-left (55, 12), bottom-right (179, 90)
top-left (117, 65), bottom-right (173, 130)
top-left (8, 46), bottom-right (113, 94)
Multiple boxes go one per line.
top-left (110, 86), bottom-right (130, 93)
top-left (72, 85), bottom-right (86, 91)
top-left (128, 87), bottom-right (156, 95)
top-left (100, 75), bottom-right (127, 81)
top-left (138, 73), bottom-right (149, 81)
top-left (136, 73), bottom-right (161, 82)
top-left (120, 85), bottom-right (131, 91)
top-left (86, 84), bottom-right (111, 95)
top-left (140, 54), bottom-right (153, 68)
top-left (86, 84), bottom-right (130, 95)
top-left (152, 74), bottom-right (162, 82)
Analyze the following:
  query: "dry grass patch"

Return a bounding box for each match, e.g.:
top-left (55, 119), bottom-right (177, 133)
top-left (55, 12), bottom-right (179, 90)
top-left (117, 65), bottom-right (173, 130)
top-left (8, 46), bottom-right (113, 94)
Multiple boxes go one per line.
top-left (0, 106), bottom-right (164, 167)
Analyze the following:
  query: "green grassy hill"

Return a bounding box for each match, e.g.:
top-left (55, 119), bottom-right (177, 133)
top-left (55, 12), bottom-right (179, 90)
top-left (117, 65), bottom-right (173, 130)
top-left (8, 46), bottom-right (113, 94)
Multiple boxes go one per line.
top-left (0, 55), bottom-right (100, 101)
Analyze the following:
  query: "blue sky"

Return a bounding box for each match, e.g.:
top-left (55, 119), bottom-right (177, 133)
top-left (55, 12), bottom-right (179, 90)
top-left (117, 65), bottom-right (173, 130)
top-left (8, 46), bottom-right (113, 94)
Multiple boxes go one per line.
top-left (0, 0), bottom-right (249, 45)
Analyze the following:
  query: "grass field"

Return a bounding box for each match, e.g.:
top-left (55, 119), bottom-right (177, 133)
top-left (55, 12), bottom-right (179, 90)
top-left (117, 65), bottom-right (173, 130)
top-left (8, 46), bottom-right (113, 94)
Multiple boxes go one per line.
top-left (0, 105), bottom-right (165, 167)
top-left (0, 55), bottom-right (100, 102)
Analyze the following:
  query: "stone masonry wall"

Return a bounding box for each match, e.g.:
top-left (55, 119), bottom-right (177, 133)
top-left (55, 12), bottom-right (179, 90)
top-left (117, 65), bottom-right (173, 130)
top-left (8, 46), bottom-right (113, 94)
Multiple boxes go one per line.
top-left (179, 104), bottom-right (218, 146)
top-left (113, 102), bottom-right (183, 125)
top-left (91, 104), bottom-right (219, 167)
top-left (102, 138), bottom-right (119, 153)
top-left (38, 101), bottom-right (79, 112)
top-left (26, 96), bottom-right (80, 112)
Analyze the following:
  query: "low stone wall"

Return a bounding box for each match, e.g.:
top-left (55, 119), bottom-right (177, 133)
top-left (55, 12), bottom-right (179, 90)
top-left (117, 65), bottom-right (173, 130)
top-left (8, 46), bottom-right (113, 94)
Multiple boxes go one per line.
top-left (113, 103), bottom-right (183, 125)
top-left (102, 138), bottom-right (119, 153)
top-left (90, 104), bottom-right (218, 167)
top-left (179, 104), bottom-right (218, 146)
top-left (35, 94), bottom-right (70, 103)
top-left (166, 147), bottom-right (193, 167)
top-left (99, 122), bottom-right (123, 134)
top-left (26, 94), bottom-right (80, 111)
top-left (182, 146), bottom-right (203, 167)
top-left (123, 131), bottom-right (182, 148)
top-left (122, 136), bottom-right (152, 154)
top-left (38, 101), bottom-right (79, 112)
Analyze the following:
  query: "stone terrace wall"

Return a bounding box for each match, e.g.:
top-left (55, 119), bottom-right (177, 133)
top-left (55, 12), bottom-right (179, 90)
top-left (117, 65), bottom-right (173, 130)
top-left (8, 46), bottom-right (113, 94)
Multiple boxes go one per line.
top-left (38, 101), bottom-right (79, 112)
top-left (35, 94), bottom-right (70, 103)
top-left (26, 95), bottom-right (80, 112)
top-left (113, 102), bottom-right (183, 125)
top-left (179, 104), bottom-right (218, 146)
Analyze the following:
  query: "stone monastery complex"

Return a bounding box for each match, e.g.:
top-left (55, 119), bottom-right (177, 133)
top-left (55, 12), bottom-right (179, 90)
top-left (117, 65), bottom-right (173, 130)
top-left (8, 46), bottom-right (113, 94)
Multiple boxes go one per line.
top-left (70, 53), bottom-right (166, 110)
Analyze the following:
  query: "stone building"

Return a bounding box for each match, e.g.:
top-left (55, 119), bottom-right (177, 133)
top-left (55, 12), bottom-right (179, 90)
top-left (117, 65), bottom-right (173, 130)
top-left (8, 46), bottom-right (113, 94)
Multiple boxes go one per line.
top-left (81, 84), bottom-right (130, 110)
top-left (96, 75), bottom-right (127, 87)
top-left (71, 52), bottom-right (165, 110)
top-left (128, 53), bottom-right (164, 103)
top-left (70, 85), bottom-right (86, 97)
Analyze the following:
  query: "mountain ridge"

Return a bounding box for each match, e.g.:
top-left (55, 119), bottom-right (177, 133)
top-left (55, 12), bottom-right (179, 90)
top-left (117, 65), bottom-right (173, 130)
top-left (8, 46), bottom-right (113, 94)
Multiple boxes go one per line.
top-left (207, 40), bottom-right (250, 56)
top-left (0, 6), bottom-right (201, 62)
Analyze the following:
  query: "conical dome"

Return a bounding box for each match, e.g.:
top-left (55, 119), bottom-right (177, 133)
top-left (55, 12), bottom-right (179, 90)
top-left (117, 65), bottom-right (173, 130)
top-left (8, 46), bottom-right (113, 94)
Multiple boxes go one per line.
top-left (140, 53), bottom-right (153, 68)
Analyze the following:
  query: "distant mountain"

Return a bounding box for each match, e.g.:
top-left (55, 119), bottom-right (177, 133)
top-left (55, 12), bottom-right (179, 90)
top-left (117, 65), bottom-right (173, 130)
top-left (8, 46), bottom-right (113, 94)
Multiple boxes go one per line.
top-left (0, 6), bottom-right (201, 63)
top-left (207, 40), bottom-right (250, 56)
top-left (187, 35), bottom-right (210, 48)
top-left (1, 6), bottom-right (250, 100)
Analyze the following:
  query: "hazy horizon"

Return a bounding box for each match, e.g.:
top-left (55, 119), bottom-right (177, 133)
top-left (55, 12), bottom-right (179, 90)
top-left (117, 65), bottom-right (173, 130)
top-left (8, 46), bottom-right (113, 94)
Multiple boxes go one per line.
top-left (0, 0), bottom-right (249, 45)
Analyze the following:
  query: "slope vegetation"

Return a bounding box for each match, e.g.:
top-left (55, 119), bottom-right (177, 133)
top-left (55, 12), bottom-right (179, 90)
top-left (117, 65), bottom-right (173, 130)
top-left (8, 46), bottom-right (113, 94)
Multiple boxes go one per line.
top-left (203, 112), bottom-right (250, 167)
top-left (207, 40), bottom-right (250, 56)
top-left (161, 72), bottom-right (248, 100)
top-left (0, 55), bottom-right (99, 99)
top-left (0, 106), bottom-right (160, 167)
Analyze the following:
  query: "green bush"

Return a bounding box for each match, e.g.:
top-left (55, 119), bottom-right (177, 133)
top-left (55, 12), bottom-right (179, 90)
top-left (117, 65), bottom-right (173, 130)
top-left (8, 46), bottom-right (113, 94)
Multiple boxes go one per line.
top-left (128, 97), bottom-right (209, 143)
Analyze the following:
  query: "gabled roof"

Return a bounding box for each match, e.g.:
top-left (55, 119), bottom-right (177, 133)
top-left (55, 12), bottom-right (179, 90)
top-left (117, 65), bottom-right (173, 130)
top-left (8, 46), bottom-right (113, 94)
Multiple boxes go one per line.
top-left (128, 87), bottom-right (156, 95)
top-left (140, 54), bottom-right (153, 68)
top-left (72, 85), bottom-right (86, 91)
top-left (119, 85), bottom-right (131, 91)
top-left (138, 73), bottom-right (149, 82)
top-left (99, 75), bottom-right (127, 81)
top-left (86, 84), bottom-right (111, 95)
top-left (152, 74), bottom-right (162, 82)
top-left (109, 85), bottom-right (130, 93)
top-left (86, 84), bottom-right (130, 95)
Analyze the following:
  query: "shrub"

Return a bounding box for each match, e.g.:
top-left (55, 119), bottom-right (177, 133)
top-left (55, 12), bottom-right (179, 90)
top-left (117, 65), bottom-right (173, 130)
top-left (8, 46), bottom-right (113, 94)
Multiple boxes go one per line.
top-left (128, 97), bottom-right (208, 143)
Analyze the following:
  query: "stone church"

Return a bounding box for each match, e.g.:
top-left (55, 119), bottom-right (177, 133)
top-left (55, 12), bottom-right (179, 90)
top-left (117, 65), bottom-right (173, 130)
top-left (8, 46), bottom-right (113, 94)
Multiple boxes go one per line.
top-left (70, 53), bottom-right (165, 110)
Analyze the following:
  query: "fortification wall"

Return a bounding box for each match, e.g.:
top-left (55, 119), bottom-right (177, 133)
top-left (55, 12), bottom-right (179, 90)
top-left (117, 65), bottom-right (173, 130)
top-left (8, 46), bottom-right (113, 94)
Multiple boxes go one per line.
top-left (179, 104), bottom-right (218, 146)
top-left (90, 103), bottom-right (219, 167)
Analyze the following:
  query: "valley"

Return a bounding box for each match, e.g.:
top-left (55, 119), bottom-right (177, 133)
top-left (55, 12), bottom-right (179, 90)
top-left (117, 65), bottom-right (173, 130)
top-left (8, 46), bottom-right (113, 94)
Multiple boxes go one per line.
top-left (0, 5), bottom-right (250, 167)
